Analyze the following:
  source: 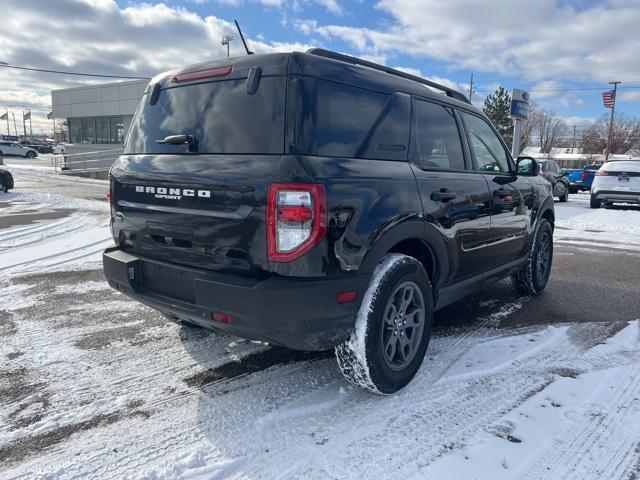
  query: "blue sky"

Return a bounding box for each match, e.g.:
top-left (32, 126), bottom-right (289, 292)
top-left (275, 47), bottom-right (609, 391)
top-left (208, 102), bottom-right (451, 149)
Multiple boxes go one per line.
top-left (2, 0), bottom-right (639, 133)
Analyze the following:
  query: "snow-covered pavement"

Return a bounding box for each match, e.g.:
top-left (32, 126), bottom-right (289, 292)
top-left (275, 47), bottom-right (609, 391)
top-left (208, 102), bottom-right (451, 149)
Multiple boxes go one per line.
top-left (0, 171), bottom-right (639, 479)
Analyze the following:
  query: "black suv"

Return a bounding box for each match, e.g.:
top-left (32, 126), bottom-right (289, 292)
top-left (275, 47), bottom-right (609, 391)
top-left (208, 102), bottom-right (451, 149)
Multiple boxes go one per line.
top-left (103, 50), bottom-right (554, 394)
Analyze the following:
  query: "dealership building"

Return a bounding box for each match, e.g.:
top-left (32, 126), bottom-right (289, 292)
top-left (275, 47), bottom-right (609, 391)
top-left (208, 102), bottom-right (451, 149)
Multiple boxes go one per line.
top-left (51, 79), bottom-right (147, 148)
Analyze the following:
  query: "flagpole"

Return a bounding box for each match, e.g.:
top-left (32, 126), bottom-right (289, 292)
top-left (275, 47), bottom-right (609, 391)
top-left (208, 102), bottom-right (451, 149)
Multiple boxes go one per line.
top-left (605, 81), bottom-right (621, 162)
top-left (5, 110), bottom-right (8, 136)
top-left (28, 110), bottom-right (32, 139)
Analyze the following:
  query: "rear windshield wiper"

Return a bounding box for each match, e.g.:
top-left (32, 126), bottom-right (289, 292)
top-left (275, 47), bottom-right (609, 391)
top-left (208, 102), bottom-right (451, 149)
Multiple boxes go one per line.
top-left (156, 134), bottom-right (198, 153)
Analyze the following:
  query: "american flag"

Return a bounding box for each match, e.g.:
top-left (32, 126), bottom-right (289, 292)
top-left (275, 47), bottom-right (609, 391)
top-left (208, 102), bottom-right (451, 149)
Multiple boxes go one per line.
top-left (602, 90), bottom-right (616, 108)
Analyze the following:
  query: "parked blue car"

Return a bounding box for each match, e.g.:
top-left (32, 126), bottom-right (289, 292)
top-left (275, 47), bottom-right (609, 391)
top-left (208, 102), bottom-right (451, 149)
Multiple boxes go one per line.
top-left (565, 164), bottom-right (600, 193)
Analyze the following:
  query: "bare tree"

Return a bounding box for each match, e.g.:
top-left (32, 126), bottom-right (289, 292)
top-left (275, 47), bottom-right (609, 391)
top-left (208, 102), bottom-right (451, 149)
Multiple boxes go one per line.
top-left (581, 113), bottom-right (640, 154)
top-left (535, 109), bottom-right (567, 153)
top-left (519, 103), bottom-right (538, 149)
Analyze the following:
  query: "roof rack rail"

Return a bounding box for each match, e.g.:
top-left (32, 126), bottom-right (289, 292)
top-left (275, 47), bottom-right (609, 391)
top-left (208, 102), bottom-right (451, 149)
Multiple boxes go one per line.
top-left (306, 48), bottom-right (470, 104)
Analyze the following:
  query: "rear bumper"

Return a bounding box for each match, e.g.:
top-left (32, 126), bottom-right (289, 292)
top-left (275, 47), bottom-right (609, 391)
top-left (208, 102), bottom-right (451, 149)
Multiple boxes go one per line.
top-left (103, 247), bottom-right (370, 351)
top-left (592, 190), bottom-right (640, 204)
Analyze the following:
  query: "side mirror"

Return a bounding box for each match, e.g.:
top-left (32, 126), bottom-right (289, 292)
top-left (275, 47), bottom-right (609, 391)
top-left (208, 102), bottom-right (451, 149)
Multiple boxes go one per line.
top-left (516, 156), bottom-right (540, 177)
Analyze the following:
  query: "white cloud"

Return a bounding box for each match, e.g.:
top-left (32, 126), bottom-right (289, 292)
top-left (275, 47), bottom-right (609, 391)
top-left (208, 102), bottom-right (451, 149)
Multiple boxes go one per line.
top-left (314, 0), bottom-right (343, 15)
top-left (0, 0), bottom-right (314, 135)
top-left (293, 19), bottom-right (319, 35)
top-left (307, 0), bottom-right (640, 84)
top-left (560, 116), bottom-right (596, 129)
top-left (213, 0), bottom-right (342, 13)
top-left (619, 90), bottom-right (640, 103)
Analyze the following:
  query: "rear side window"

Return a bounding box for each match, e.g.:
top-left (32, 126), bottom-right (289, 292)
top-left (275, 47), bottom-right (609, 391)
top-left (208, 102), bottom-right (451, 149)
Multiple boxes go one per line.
top-left (413, 100), bottom-right (465, 170)
top-left (125, 77), bottom-right (286, 155)
top-left (289, 77), bottom-right (389, 158)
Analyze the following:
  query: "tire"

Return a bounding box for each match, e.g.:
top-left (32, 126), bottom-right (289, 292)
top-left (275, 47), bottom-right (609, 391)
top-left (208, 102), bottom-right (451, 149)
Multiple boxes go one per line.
top-left (335, 254), bottom-right (433, 394)
top-left (554, 182), bottom-right (567, 202)
top-left (511, 219), bottom-right (553, 295)
top-left (0, 181), bottom-right (5, 193)
top-left (590, 196), bottom-right (601, 209)
top-left (559, 183), bottom-right (569, 202)
top-left (26, 151), bottom-right (36, 159)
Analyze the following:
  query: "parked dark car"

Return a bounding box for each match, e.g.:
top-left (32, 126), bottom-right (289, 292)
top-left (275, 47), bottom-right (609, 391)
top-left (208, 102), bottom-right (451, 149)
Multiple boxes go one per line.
top-left (566, 164), bottom-right (600, 193)
top-left (103, 50), bottom-right (555, 394)
top-left (539, 159), bottom-right (569, 201)
top-left (0, 168), bottom-right (14, 193)
top-left (25, 143), bottom-right (54, 154)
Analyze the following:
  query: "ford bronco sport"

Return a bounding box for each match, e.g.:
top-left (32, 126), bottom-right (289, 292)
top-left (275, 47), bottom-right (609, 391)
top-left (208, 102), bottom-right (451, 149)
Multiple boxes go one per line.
top-left (103, 49), bottom-right (554, 394)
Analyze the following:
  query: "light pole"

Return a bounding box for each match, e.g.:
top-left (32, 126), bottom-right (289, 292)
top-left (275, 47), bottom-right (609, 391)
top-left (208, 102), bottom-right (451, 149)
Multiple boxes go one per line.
top-left (221, 35), bottom-right (234, 58)
top-left (11, 112), bottom-right (17, 137)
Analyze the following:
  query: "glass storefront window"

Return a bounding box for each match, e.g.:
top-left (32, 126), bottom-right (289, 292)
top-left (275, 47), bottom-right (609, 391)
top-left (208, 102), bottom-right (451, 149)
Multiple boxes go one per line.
top-left (81, 118), bottom-right (96, 144)
top-left (96, 118), bottom-right (110, 143)
top-left (110, 117), bottom-right (124, 144)
top-left (68, 116), bottom-right (125, 144)
top-left (69, 119), bottom-right (82, 144)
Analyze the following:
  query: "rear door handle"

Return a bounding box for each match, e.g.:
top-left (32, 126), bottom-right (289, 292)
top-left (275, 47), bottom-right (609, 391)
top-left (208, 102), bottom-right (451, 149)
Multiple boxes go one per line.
top-left (431, 189), bottom-right (457, 202)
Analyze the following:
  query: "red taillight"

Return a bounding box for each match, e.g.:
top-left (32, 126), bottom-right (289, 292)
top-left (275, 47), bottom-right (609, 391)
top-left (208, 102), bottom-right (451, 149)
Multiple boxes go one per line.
top-left (212, 312), bottom-right (232, 324)
top-left (581, 171), bottom-right (589, 181)
top-left (277, 205), bottom-right (313, 223)
top-left (337, 290), bottom-right (357, 304)
top-left (173, 66), bottom-right (233, 83)
top-left (267, 184), bottom-right (327, 263)
top-left (596, 170), bottom-right (608, 176)
top-left (108, 175), bottom-right (115, 242)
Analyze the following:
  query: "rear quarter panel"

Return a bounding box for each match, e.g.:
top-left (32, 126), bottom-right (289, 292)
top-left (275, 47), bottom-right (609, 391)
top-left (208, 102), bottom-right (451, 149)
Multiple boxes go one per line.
top-left (272, 155), bottom-right (425, 277)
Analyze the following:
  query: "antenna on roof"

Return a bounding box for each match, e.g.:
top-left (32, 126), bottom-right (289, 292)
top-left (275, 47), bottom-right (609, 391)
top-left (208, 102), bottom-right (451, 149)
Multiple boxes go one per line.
top-left (234, 20), bottom-right (254, 55)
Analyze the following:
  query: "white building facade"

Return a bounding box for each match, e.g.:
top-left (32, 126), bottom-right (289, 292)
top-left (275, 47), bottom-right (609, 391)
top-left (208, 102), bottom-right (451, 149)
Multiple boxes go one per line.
top-left (51, 79), bottom-right (148, 146)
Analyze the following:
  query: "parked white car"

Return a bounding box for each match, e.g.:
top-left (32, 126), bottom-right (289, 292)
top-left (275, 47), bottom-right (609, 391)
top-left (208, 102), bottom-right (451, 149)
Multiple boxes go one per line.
top-left (52, 143), bottom-right (66, 155)
top-left (591, 160), bottom-right (640, 208)
top-left (0, 141), bottom-right (38, 158)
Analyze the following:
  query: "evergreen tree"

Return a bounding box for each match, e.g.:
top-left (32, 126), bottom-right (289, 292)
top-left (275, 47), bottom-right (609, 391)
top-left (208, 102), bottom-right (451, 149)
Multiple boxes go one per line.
top-left (483, 86), bottom-right (513, 148)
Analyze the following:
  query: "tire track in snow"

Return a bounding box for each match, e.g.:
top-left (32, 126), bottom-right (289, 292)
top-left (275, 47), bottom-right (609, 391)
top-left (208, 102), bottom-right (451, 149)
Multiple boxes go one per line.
top-left (518, 363), bottom-right (640, 480)
top-left (517, 323), bottom-right (640, 480)
top-left (0, 218), bottom-right (94, 252)
top-left (0, 215), bottom-right (76, 241)
top-left (225, 299), bottom-right (531, 480)
top-left (3, 322), bottom-right (638, 479)
top-left (232, 322), bottom-right (637, 480)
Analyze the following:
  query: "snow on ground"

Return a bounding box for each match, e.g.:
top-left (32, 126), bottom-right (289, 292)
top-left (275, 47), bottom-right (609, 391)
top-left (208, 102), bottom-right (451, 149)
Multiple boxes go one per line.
top-left (554, 191), bottom-right (640, 250)
top-left (0, 190), bottom-right (110, 278)
top-left (0, 182), bottom-right (639, 479)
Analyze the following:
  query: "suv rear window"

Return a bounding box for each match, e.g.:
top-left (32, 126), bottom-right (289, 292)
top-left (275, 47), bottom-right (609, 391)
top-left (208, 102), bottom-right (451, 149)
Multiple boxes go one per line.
top-left (125, 77), bottom-right (286, 155)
